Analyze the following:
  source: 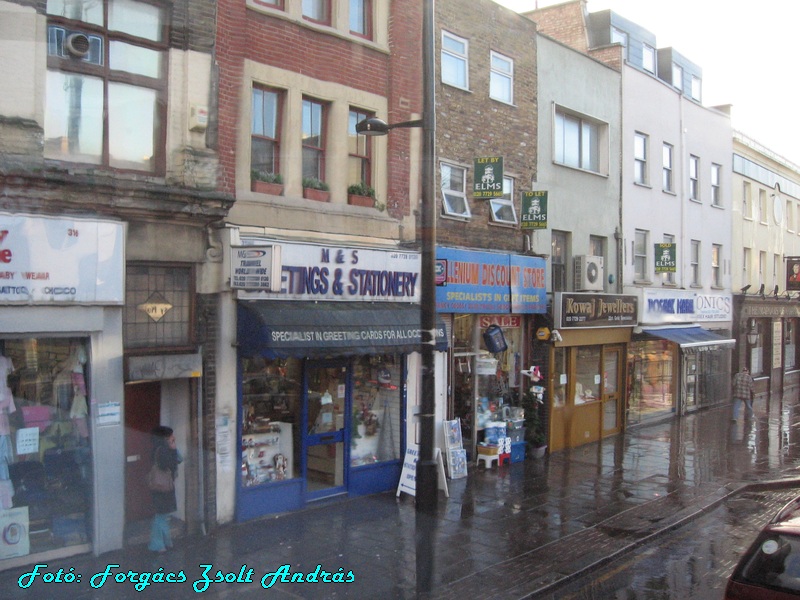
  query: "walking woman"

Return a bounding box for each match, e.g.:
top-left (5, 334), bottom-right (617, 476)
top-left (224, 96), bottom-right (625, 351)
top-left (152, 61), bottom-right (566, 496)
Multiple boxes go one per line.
top-left (148, 425), bottom-right (182, 553)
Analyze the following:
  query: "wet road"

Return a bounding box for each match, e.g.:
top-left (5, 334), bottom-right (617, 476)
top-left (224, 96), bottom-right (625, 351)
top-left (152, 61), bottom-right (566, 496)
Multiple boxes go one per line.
top-left (545, 488), bottom-right (800, 600)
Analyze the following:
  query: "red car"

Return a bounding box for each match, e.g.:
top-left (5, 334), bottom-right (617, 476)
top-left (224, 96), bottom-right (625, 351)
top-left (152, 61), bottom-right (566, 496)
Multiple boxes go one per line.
top-left (725, 495), bottom-right (800, 598)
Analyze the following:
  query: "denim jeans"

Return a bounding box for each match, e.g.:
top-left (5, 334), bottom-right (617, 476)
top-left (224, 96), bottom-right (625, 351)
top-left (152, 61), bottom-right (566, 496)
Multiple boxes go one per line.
top-left (733, 397), bottom-right (754, 420)
top-left (148, 513), bottom-right (172, 552)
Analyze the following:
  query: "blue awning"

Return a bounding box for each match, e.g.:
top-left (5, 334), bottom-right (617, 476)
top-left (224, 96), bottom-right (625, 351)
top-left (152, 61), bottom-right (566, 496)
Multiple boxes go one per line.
top-left (238, 301), bottom-right (449, 359)
top-left (640, 326), bottom-right (735, 350)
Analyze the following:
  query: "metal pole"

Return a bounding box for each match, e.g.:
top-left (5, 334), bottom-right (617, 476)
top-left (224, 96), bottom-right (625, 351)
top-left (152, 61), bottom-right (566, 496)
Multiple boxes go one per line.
top-left (416, 0), bottom-right (437, 594)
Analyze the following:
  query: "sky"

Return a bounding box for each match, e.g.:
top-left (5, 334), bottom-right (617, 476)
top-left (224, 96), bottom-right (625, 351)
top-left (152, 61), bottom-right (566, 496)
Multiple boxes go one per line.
top-left (493, 0), bottom-right (800, 166)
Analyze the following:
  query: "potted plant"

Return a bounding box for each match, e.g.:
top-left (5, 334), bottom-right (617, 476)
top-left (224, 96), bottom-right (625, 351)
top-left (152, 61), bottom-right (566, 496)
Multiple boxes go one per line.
top-left (347, 181), bottom-right (377, 207)
top-left (250, 170), bottom-right (284, 195)
top-left (302, 176), bottom-right (330, 202)
top-left (522, 389), bottom-right (547, 458)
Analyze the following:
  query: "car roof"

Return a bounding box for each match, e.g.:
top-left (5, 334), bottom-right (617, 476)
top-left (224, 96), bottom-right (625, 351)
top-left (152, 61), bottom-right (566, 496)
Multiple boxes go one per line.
top-left (769, 496), bottom-right (800, 530)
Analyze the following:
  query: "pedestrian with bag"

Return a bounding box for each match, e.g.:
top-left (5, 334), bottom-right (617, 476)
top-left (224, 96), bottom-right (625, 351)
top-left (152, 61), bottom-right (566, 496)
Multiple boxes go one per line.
top-left (732, 366), bottom-right (755, 422)
top-left (148, 425), bottom-right (182, 553)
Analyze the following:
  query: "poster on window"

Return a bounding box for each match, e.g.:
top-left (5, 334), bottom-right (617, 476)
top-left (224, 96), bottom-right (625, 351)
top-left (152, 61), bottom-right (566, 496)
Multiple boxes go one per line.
top-left (787, 257), bottom-right (800, 291)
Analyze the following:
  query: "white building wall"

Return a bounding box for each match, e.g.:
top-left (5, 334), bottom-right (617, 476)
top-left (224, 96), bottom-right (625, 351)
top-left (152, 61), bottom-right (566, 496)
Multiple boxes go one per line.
top-left (621, 64), bottom-right (732, 305)
top-left (533, 35), bottom-right (622, 285)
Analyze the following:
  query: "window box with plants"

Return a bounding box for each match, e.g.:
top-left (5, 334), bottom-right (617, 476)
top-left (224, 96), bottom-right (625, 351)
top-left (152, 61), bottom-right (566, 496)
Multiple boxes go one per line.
top-left (251, 170), bottom-right (284, 195)
top-left (347, 182), bottom-right (377, 208)
top-left (302, 177), bottom-right (330, 202)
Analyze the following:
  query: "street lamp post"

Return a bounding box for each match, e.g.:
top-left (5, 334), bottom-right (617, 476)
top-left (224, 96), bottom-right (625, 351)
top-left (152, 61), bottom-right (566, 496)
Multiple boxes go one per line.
top-left (355, 0), bottom-right (438, 592)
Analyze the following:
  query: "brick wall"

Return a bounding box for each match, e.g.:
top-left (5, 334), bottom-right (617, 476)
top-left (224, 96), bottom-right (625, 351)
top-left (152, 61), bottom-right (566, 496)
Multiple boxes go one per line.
top-left (525, 0), bottom-right (589, 54)
top-left (436, 0), bottom-right (538, 253)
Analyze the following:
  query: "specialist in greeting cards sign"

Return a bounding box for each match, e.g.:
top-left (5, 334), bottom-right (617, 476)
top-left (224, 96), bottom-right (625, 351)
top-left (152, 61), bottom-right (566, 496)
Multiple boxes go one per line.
top-left (473, 157), bottom-right (504, 198)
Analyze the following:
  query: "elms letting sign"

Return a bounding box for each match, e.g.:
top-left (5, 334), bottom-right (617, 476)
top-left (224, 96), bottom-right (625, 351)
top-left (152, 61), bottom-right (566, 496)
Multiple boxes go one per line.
top-left (0, 213), bottom-right (124, 304)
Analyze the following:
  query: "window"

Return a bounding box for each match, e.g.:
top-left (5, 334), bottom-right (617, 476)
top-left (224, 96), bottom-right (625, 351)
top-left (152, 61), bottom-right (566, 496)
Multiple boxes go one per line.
top-left (302, 98), bottom-right (326, 181)
top-left (349, 0), bottom-right (371, 37)
top-left (489, 176), bottom-right (517, 224)
top-left (774, 254), bottom-right (781, 290)
top-left (759, 251), bottom-right (766, 286)
top-left (489, 51), bottom-right (513, 104)
top-left (642, 43), bottom-right (656, 74)
top-left (611, 27), bottom-right (627, 58)
top-left (743, 181), bottom-right (752, 218)
top-left (690, 240), bottom-right (700, 286)
top-left (672, 63), bottom-right (683, 91)
top-left (590, 235), bottom-right (605, 259)
top-left (662, 234), bottom-right (676, 285)
top-left (555, 109), bottom-right (601, 173)
top-left (251, 87), bottom-right (281, 177)
top-left (256, 0), bottom-right (282, 6)
top-left (759, 189), bottom-right (767, 223)
top-left (788, 200), bottom-right (794, 232)
top-left (45, 0), bottom-right (166, 172)
top-left (634, 230), bottom-right (648, 281)
top-left (689, 155), bottom-right (699, 200)
top-left (125, 264), bottom-right (194, 349)
top-left (786, 320), bottom-right (798, 371)
top-left (442, 31), bottom-right (468, 89)
top-left (690, 75), bottom-right (702, 101)
top-left (711, 164), bottom-right (721, 206)
top-left (440, 162), bottom-right (471, 218)
top-left (711, 244), bottom-right (721, 287)
top-left (302, 0), bottom-right (329, 24)
top-left (662, 143), bottom-right (674, 192)
top-left (348, 108), bottom-right (371, 186)
top-left (743, 247), bottom-right (751, 285)
top-left (551, 230), bottom-right (568, 292)
top-left (634, 133), bottom-right (648, 184)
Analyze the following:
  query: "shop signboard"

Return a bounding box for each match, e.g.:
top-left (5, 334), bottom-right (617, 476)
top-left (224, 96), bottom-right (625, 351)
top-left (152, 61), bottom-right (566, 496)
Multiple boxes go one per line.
top-left (521, 191), bottom-right (548, 230)
top-left (554, 292), bottom-right (638, 328)
top-left (0, 213), bottom-right (124, 304)
top-left (788, 256), bottom-right (800, 291)
top-left (654, 243), bottom-right (677, 273)
top-left (231, 245), bottom-right (282, 291)
top-left (473, 157), bottom-right (504, 198)
top-left (435, 247), bottom-right (546, 314)
top-left (236, 240), bottom-right (422, 302)
top-left (641, 289), bottom-right (732, 324)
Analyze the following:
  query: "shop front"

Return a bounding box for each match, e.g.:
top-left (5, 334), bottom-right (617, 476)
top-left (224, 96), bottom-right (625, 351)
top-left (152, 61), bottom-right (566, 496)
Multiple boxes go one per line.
top-left (436, 247), bottom-right (547, 460)
top-left (630, 290), bottom-right (734, 423)
top-left (0, 213), bottom-right (125, 568)
top-left (225, 236), bottom-right (446, 520)
top-left (548, 293), bottom-right (638, 452)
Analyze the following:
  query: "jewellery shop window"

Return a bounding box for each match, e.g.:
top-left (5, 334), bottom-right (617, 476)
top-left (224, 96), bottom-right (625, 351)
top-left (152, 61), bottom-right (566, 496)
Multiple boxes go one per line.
top-left (351, 355), bottom-right (402, 467)
top-left (0, 338), bottom-right (92, 557)
top-left (241, 357), bottom-right (302, 487)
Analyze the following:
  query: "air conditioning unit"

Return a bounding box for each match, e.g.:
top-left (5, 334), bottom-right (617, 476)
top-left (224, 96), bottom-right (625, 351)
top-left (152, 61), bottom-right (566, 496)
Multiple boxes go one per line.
top-left (574, 255), bottom-right (604, 291)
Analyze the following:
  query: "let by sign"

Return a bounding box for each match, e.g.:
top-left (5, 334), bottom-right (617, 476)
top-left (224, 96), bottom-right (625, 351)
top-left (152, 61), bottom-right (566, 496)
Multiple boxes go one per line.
top-left (473, 157), bottom-right (504, 198)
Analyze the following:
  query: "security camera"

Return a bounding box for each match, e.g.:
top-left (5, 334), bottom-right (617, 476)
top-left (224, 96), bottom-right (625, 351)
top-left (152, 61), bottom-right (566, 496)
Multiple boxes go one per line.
top-left (551, 330), bottom-right (563, 342)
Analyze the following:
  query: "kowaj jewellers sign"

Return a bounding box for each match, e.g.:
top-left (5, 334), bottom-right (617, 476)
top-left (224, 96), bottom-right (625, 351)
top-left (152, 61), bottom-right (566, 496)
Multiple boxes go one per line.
top-left (554, 293), bottom-right (638, 328)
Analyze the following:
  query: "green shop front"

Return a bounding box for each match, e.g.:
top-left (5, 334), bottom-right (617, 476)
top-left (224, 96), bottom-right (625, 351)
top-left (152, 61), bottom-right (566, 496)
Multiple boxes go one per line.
top-left (233, 240), bottom-right (446, 520)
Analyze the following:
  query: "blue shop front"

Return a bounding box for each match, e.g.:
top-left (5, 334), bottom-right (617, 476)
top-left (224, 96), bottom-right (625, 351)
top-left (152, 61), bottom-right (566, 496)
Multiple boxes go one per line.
top-left (232, 240), bottom-right (446, 520)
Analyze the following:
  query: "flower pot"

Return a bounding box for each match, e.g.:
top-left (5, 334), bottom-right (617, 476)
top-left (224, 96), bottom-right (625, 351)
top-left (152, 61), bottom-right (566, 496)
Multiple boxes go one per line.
top-left (530, 444), bottom-right (547, 459)
top-left (348, 193), bottom-right (375, 207)
top-left (251, 180), bottom-right (284, 196)
top-left (303, 187), bottom-right (330, 202)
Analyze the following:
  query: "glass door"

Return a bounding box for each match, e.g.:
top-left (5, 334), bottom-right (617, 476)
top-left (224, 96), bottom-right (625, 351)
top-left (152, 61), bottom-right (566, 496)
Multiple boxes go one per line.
top-left (602, 346), bottom-right (623, 435)
top-left (684, 353), bottom-right (697, 411)
top-left (304, 361), bottom-right (348, 500)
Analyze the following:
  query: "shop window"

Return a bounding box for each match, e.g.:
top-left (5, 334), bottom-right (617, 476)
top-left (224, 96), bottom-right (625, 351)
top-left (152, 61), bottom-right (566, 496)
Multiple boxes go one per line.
top-left (350, 355), bottom-right (401, 467)
top-left (124, 264), bottom-right (194, 350)
top-left (45, 0), bottom-right (167, 173)
top-left (574, 346), bottom-right (601, 404)
top-left (552, 346), bottom-right (567, 408)
top-left (786, 320), bottom-right (798, 371)
top-left (748, 321), bottom-right (765, 376)
top-left (241, 357), bottom-right (302, 486)
top-left (0, 338), bottom-right (92, 557)
top-left (627, 340), bottom-right (675, 424)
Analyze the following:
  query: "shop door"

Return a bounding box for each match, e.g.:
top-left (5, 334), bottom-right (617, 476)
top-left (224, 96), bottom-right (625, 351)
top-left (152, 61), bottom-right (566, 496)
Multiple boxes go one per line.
top-left (602, 347), bottom-right (623, 436)
top-left (684, 354), bottom-right (697, 411)
top-left (304, 362), bottom-right (348, 500)
top-left (124, 381), bottom-right (161, 522)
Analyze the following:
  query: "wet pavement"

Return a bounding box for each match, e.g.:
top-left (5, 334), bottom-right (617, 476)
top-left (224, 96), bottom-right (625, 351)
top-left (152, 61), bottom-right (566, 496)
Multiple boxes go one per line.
top-left (5, 394), bottom-right (800, 599)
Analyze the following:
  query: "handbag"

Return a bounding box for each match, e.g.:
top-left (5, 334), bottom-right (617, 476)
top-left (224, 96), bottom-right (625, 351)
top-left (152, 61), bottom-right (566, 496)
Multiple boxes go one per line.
top-left (147, 463), bottom-right (174, 493)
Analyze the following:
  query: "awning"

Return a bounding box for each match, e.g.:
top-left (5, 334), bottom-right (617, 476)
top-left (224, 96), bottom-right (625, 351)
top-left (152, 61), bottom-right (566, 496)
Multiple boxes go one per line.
top-left (640, 326), bottom-right (735, 350)
top-left (238, 301), bottom-right (449, 359)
